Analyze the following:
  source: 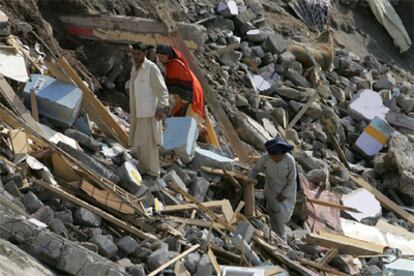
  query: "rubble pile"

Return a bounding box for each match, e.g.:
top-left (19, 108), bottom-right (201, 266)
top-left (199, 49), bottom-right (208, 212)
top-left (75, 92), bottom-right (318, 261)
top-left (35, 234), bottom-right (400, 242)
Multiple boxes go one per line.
top-left (0, 0), bottom-right (413, 275)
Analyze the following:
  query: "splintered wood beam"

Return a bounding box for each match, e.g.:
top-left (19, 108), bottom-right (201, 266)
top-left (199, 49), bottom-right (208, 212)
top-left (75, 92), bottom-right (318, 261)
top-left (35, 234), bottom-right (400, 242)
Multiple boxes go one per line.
top-left (60, 15), bottom-right (205, 50)
top-left (34, 179), bottom-right (157, 241)
top-left (307, 198), bottom-right (361, 213)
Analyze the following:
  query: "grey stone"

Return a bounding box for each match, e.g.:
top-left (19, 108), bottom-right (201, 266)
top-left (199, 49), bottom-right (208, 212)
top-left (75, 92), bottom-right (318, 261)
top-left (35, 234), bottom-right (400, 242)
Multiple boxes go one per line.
top-left (64, 129), bottom-right (102, 152)
top-left (90, 234), bottom-right (118, 258)
top-left (279, 51), bottom-right (296, 67)
top-left (23, 192), bottom-right (44, 214)
top-left (306, 169), bottom-right (328, 183)
top-left (251, 46), bottom-right (265, 58)
top-left (261, 52), bottom-right (275, 66)
top-left (287, 250), bottom-right (305, 261)
top-left (352, 76), bottom-right (371, 90)
top-left (3, 174), bottom-right (24, 188)
top-left (190, 177), bottom-right (210, 202)
top-left (48, 218), bottom-right (66, 235)
top-left (264, 33), bottom-right (288, 54)
top-left (147, 249), bottom-right (169, 271)
top-left (133, 246), bottom-right (151, 260)
top-left (162, 170), bottom-right (188, 192)
top-left (127, 264), bottom-right (145, 276)
top-left (32, 206), bottom-right (54, 224)
top-left (234, 221), bottom-right (255, 243)
top-left (396, 94), bottom-right (414, 113)
top-left (387, 133), bottom-right (414, 195)
top-left (197, 254), bottom-right (214, 275)
top-left (373, 153), bottom-right (389, 175)
top-left (295, 151), bottom-right (325, 171)
top-left (221, 51), bottom-right (243, 67)
top-left (285, 69), bottom-right (311, 88)
top-left (168, 164), bottom-right (192, 184)
top-left (336, 57), bottom-right (364, 77)
top-left (116, 236), bottom-right (138, 255)
top-left (204, 17), bottom-right (234, 31)
top-left (373, 73), bottom-right (395, 91)
top-left (285, 128), bottom-right (300, 145)
top-left (74, 208), bottom-right (102, 227)
top-left (79, 242), bottom-right (99, 253)
top-left (54, 210), bottom-right (73, 225)
top-left (184, 252), bottom-right (201, 273)
top-left (331, 85), bottom-right (346, 102)
top-left (305, 102), bottom-right (323, 119)
top-left (246, 29), bottom-right (266, 43)
top-left (58, 247), bottom-right (87, 274)
top-left (3, 181), bottom-right (22, 198)
top-left (116, 258), bottom-right (133, 269)
top-left (275, 86), bottom-right (310, 102)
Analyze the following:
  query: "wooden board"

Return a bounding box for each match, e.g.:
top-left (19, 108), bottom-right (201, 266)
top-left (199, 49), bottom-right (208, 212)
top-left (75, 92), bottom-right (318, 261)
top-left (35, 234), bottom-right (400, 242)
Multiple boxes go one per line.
top-left (350, 174), bottom-right (414, 225)
top-left (51, 152), bottom-right (81, 182)
top-left (307, 198), bottom-right (361, 213)
top-left (8, 128), bottom-right (28, 155)
top-left (80, 180), bottom-right (135, 214)
top-left (305, 231), bottom-right (385, 255)
top-left (376, 218), bottom-right (414, 241)
top-left (34, 179), bottom-right (156, 241)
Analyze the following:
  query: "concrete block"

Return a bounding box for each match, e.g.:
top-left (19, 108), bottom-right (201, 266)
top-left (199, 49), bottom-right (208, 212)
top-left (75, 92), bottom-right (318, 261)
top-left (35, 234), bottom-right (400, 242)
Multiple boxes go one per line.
top-left (192, 147), bottom-right (234, 170)
top-left (285, 69), bottom-right (311, 88)
top-left (163, 170), bottom-right (188, 192)
top-left (2, 173), bottom-right (24, 188)
top-left (116, 236), bottom-right (138, 255)
top-left (190, 177), bottom-right (210, 202)
top-left (163, 117), bottom-right (198, 163)
top-left (279, 51), bottom-right (296, 67)
top-left (90, 234), bottom-right (118, 258)
top-left (127, 265), bottom-right (145, 276)
top-left (74, 208), bottom-right (102, 227)
top-left (217, 1), bottom-right (239, 17)
top-left (234, 221), bottom-right (255, 243)
top-left (0, 160), bottom-right (9, 175)
top-left (348, 89), bottom-right (389, 121)
top-left (32, 206), bottom-right (54, 224)
top-left (184, 252), bottom-right (201, 273)
top-left (354, 117), bottom-right (393, 156)
top-left (4, 181), bottom-right (22, 198)
top-left (23, 192), bottom-right (44, 213)
top-left (23, 74), bottom-right (83, 127)
top-left (386, 111), bottom-right (414, 131)
top-left (336, 57), bottom-right (365, 77)
top-left (220, 50), bottom-right (243, 67)
top-left (396, 94), bottom-right (414, 113)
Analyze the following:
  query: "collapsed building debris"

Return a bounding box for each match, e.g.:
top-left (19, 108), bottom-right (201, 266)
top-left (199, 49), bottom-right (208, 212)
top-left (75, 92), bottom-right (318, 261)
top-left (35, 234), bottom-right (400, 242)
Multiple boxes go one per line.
top-left (0, 0), bottom-right (413, 275)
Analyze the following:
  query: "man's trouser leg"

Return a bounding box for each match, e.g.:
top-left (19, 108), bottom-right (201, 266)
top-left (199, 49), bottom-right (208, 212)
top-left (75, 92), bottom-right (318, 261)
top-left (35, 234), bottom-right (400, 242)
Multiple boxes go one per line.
top-left (137, 138), bottom-right (160, 177)
top-left (269, 211), bottom-right (286, 240)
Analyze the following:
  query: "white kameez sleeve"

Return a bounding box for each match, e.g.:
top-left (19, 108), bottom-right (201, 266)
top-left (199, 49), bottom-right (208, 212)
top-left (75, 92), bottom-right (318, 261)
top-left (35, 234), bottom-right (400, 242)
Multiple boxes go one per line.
top-left (280, 156), bottom-right (297, 198)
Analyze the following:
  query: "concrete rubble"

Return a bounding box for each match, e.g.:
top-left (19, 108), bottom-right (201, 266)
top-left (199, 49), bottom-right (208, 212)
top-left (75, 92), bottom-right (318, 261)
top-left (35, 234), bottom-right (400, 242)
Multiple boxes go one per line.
top-left (0, 0), bottom-right (413, 275)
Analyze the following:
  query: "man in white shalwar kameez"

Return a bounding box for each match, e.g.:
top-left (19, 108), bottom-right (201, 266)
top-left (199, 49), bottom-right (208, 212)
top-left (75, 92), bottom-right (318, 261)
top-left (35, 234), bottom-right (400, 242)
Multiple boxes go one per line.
top-left (127, 42), bottom-right (169, 178)
top-left (250, 137), bottom-right (297, 239)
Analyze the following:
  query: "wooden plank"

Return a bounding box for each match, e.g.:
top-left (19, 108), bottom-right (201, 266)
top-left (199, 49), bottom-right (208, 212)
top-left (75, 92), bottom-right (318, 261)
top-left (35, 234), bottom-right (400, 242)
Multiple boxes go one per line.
top-left (55, 57), bottom-right (128, 146)
top-left (51, 152), bottom-right (81, 182)
top-left (30, 90), bottom-right (39, 122)
top-left (305, 231), bottom-right (385, 255)
top-left (162, 216), bottom-right (226, 229)
top-left (201, 166), bottom-right (254, 184)
top-left (350, 174), bottom-right (414, 225)
top-left (8, 128), bottom-right (28, 155)
top-left (6, 36), bottom-right (42, 71)
top-left (59, 15), bottom-right (205, 50)
top-left (162, 200), bottom-right (233, 222)
top-left (318, 248), bottom-right (338, 267)
top-left (287, 89), bottom-right (319, 129)
top-left (244, 181), bottom-right (255, 217)
top-left (80, 181), bottom-right (135, 214)
top-left (207, 247), bottom-right (222, 275)
top-left (265, 267), bottom-right (285, 276)
top-left (299, 258), bottom-right (349, 276)
top-left (376, 218), bottom-right (414, 240)
top-left (307, 198), bottom-right (361, 213)
top-left (148, 244), bottom-right (200, 276)
top-left (34, 179), bottom-right (157, 241)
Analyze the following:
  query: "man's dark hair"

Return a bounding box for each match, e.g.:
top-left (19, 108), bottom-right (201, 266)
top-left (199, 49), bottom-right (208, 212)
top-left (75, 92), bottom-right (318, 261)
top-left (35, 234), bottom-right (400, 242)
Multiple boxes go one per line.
top-left (131, 42), bottom-right (147, 51)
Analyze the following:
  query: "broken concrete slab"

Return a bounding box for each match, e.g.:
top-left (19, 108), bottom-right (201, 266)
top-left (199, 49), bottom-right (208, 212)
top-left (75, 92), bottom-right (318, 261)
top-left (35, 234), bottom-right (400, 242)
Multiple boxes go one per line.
top-left (387, 132), bottom-right (414, 195)
top-left (246, 29), bottom-right (266, 43)
top-left (0, 47), bottom-right (29, 83)
top-left (23, 74), bottom-right (83, 127)
top-left (190, 177), bottom-right (210, 202)
top-left (162, 170), bottom-right (188, 192)
top-left (264, 33), bottom-right (288, 54)
top-left (162, 117), bottom-right (198, 163)
top-left (348, 89), bottom-right (389, 121)
top-left (341, 188), bottom-right (382, 222)
top-left (354, 117), bottom-right (394, 156)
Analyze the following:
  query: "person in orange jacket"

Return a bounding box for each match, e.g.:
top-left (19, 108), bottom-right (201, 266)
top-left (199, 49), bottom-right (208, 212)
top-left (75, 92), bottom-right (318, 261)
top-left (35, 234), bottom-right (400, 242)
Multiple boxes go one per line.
top-left (155, 45), bottom-right (205, 130)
